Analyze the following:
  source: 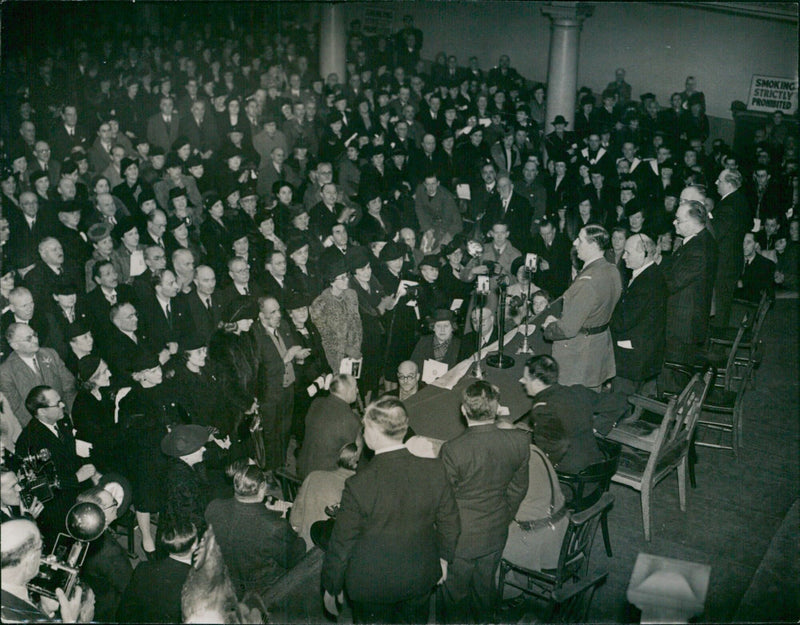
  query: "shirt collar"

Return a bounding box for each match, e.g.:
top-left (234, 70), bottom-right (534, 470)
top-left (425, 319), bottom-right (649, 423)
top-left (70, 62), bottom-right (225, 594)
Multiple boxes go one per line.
top-left (375, 443), bottom-right (406, 455)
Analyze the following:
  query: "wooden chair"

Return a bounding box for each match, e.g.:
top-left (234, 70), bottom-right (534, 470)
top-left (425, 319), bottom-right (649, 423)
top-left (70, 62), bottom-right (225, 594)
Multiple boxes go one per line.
top-left (273, 467), bottom-right (302, 502)
top-left (709, 290), bottom-right (770, 388)
top-left (605, 368), bottom-right (714, 541)
top-left (556, 439), bottom-right (621, 557)
top-left (664, 314), bottom-right (753, 458)
top-left (497, 493), bottom-right (614, 620)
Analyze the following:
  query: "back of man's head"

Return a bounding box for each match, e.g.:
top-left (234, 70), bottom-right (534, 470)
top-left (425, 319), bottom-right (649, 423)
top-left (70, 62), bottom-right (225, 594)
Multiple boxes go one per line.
top-left (364, 397), bottom-right (408, 441)
top-left (525, 355), bottom-right (559, 386)
top-left (159, 518), bottom-right (198, 556)
top-left (1, 519), bottom-right (40, 573)
top-left (461, 380), bottom-right (500, 422)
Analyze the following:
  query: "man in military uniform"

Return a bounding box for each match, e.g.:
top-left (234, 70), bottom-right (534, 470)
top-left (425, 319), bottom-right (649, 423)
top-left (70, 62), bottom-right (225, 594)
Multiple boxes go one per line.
top-left (542, 225), bottom-right (622, 389)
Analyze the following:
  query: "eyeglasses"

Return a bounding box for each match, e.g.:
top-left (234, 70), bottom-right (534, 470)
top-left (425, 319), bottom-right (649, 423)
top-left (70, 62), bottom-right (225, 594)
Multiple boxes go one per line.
top-left (397, 374), bottom-right (417, 381)
top-left (17, 331), bottom-right (38, 342)
top-left (43, 400), bottom-right (65, 408)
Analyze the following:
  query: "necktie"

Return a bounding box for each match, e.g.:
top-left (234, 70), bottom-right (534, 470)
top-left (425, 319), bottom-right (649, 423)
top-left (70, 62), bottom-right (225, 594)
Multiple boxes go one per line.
top-left (68, 127), bottom-right (74, 137)
top-left (31, 356), bottom-right (42, 379)
top-left (243, 286), bottom-right (249, 296)
top-left (272, 329), bottom-right (296, 387)
top-left (165, 302), bottom-right (172, 326)
top-left (108, 291), bottom-right (117, 305)
top-left (204, 297), bottom-right (212, 310)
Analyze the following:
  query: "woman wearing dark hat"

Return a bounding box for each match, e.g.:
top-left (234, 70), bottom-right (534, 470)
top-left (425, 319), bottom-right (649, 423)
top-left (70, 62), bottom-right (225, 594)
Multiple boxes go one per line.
top-left (309, 259), bottom-right (363, 373)
top-left (158, 424), bottom-right (212, 548)
top-left (319, 111), bottom-right (346, 164)
top-left (356, 187), bottom-right (397, 246)
top-left (110, 216), bottom-right (146, 286)
top-left (566, 193), bottom-right (602, 243)
top-left (113, 157), bottom-right (153, 215)
top-left (374, 240), bottom-right (418, 386)
top-left (117, 351), bottom-right (178, 558)
top-left (409, 308), bottom-right (462, 371)
top-left (72, 355), bottom-right (121, 475)
top-left (1, 164), bottom-right (20, 208)
top-left (165, 214), bottom-right (204, 265)
top-left (254, 208), bottom-right (286, 260)
top-left (200, 191), bottom-right (233, 277)
top-left (346, 246), bottom-right (392, 399)
top-left (285, 290), bottom-right (332, 444)
top-left (85, 222), bottom-right (116, 292)
top-left (286, 236), bottom-right (323, 299)
top-left (438, 237), bottom-right (471, 321)
top-left (286, 204), bottom-right (325, 265)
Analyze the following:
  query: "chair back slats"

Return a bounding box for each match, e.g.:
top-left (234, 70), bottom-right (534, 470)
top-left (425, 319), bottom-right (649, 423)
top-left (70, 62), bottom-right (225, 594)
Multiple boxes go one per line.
top-left (555, 493), bottom-right (614, 587)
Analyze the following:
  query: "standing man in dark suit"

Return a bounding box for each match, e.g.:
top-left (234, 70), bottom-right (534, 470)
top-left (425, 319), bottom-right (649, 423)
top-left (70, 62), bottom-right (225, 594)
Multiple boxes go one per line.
top-left (251, 296), bottom-right (307, 472)
top-left (79, 260), bottom-right (135, 342)
top-left (15, 385), bottom-right (99, 546)
top-left (735, 232), bottom-right (775, 303)
top-left (98, 302), bottom-right (146, 385)
top-left (611, 234), bottom-right (667, 396)
top-left (147, 94), bottom-right (180, 153)
top-left (218, 257), bottom-right (261, 324)
top-left (180, 265), bottom-right (223, 343)
top-left (138, 269), bottom-right (188, 362)
top-left (322, 397), bottom-right (460, 624)
top-left (49, 104), bottom-right (89, 162)
top-left (712, 169), bottom-right (752, 328)
top-left (439, 381), bottom-right (529, 623)
top-left (482, 174), bottom-right (532, 251)
top-left (530, 216), bottom-right (572, 298)
top-left (659, 199), bottom-right (718, 367)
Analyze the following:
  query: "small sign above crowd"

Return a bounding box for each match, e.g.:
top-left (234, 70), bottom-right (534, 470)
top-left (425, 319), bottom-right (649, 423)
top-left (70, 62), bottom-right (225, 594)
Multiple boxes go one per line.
top-left (746, 75), bottom-right (798, 114)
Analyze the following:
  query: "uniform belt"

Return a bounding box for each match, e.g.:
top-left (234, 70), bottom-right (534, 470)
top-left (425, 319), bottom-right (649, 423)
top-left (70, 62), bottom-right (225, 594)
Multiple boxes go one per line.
top-left (514, 505), bottom-right (568, 532)
top-left (580, 323), bottom-right (610, 336)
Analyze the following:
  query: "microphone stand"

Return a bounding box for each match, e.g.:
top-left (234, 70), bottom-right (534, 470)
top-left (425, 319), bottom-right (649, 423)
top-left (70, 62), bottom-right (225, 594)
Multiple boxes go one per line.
top-left (517, 267), bottom-right (534, 355)
top-left (487, 279), bottom-right (515, 369)
top-left (472, 291), bottom-right (485, 379)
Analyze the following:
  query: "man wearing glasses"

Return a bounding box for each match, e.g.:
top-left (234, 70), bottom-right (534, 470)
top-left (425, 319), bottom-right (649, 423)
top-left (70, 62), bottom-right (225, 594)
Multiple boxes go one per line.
top-left (15, 385), bottom-right (100, 548)
top-left (657, 198), bottom-right (718, 370)
top-left (0, 323), bottom-right (76, 427)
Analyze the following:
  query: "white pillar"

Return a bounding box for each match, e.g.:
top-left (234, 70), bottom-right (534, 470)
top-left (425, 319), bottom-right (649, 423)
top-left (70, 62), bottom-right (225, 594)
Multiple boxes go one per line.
top-left (320, 4), bottom-right (346, 86)
top-left (541, 2), bottom-right (594, 134)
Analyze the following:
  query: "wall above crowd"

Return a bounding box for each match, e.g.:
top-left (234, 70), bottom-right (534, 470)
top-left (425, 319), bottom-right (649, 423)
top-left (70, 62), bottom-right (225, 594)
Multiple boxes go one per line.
top-left (342, 1), bottom-right (798, 122)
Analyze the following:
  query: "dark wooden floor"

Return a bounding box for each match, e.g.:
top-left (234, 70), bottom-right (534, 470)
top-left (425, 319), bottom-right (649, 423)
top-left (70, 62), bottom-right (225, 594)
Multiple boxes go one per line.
top-left (259, 299), bottom-right (799, 624)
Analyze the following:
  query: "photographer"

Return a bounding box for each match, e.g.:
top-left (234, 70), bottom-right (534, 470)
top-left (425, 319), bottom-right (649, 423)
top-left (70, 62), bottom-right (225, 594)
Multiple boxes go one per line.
top-left (1, 519), bottom-right (95, 622)
top-left (15, 386), bottom-right (100, 549)
top-left (1, 468), bottom-right (44, 522)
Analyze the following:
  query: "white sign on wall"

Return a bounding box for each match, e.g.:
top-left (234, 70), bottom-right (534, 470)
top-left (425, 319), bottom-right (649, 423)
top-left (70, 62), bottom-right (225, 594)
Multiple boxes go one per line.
top-left (746, 75), bottom-right (798, 114)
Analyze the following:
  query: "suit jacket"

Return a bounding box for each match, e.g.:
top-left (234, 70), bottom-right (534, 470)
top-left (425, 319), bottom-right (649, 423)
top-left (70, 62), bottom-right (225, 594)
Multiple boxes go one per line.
top-left (87, 138), bottom-right (115, 174)
top-left (179, 289), bottom-right (224, 343)
top-left (146, 113), bottom-right (180, 152)
top-left (490, 142), bottom-right (523, 175)
top-left (217, 282), bottom-right (261, 325)
top-left (529, 231), bottom-right (573, 298)
top-left (24, 262), bottom-right (82, 307)
top-left (5, 207), bottom-right (55, 270)
top-left (77, 284), bottom-right (136, 341)
top-left (16, 416), bottom-right (81, 491)
top-left (321, 448), bottom-right (460, 602)
top-left (296, 394), bottom-right (361, 479)
top-left (250, 319), bottom-right (296, 402)
top-left (116, 556), bottom-right (190, 623)
top-left (736, 253), bottom-right (776, 303)
top-left (483, 192), bottom-right (533, 251)
top-left (49, 124), bottom-right (89, 162)
top-left (662, 228), bottom-right (718, 346)
top-left (41, 305), bottom-right (89, 365)
top-left (98, 325), bottom-right (146, 385)
top-left (611, 262), bottom-right (667, 381)
top-left (0, 349), bottom-right (76, 427)
top-left (137, 293), bottom-right (190, 353)
top-left (713, 188), bottom-right (752, 324)
top-left (440, 423), bottom-right (529, 558)
top-left (27, 157), bottom-right (61, 188)
top-left (178, 113), bottom-right (221, 154)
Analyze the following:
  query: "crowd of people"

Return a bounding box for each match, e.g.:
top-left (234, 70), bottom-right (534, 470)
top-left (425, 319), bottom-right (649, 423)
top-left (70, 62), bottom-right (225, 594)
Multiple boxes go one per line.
top-left (1, 6), bottom-right (798, 624)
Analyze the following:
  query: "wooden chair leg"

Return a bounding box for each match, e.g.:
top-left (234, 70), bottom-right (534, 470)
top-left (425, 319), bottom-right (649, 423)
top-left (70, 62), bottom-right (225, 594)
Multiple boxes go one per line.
top-left (677, 460), bottom-right (687, 512)
top-left (688, 439), bottom-right (697, 488)
top-left (601, 512), bottom-right (613, 557)
top-left (641, 486), bottom-right (651, 542)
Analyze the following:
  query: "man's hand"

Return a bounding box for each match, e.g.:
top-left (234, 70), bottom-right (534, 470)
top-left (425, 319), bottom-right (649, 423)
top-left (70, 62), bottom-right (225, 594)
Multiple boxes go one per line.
top-left (542, 315), bottom-right (559, 328)
top-left (54, 585), bottom-right (94, 623)
top-left (539, 259), bottom-right (550, 271)
top-left (167, 342), bottom-right (179, 355)
top-left (285, 345), bottom-right (302, 363)
top-left (76, 464), bottom-right (97, 483)
top-left (21, 496), bottom-right (44, 519)
top-left (158, 348), bottom-right (171, 364)
top-left (437, 558), bottom-right (448, 585)
top-left (323, 590), bottom-right (344, 616)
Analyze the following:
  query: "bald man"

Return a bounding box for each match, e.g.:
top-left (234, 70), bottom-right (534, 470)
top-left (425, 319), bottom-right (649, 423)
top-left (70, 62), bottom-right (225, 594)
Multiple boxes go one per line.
top-left (1, 519), bottom-right (94, 622)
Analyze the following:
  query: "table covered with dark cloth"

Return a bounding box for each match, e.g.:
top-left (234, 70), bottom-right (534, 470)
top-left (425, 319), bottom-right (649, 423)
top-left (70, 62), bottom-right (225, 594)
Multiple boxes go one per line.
top-left (405, 331), bottom-right (533, 441)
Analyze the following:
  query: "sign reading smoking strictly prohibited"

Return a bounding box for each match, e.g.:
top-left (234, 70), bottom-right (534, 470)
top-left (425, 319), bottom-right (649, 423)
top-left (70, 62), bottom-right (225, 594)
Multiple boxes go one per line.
top-left (747, 75), bottom-right (798, 114)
